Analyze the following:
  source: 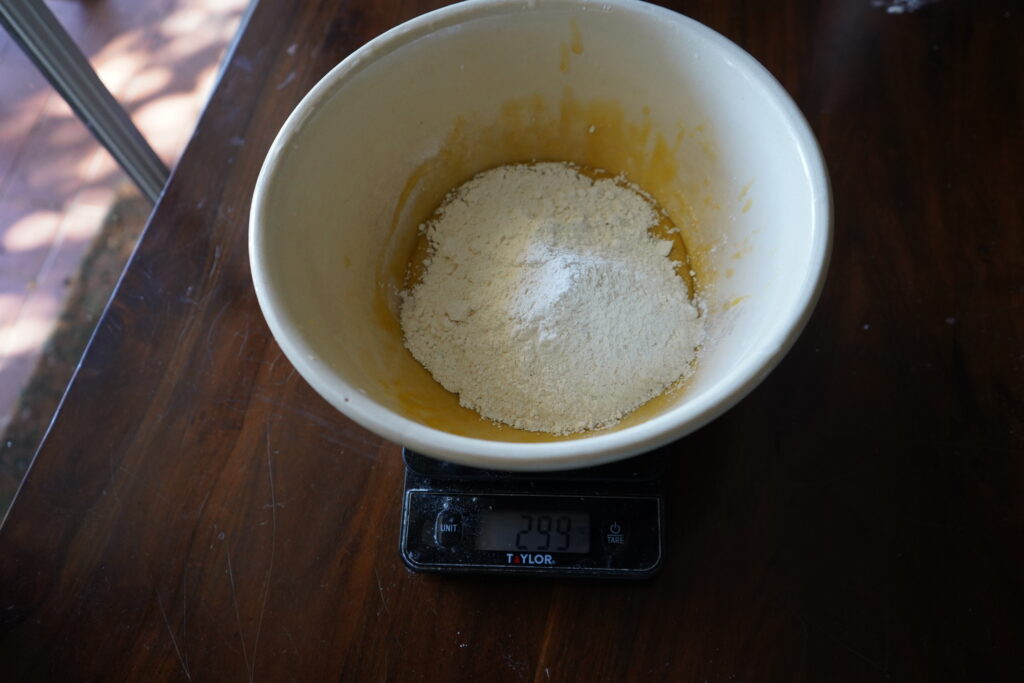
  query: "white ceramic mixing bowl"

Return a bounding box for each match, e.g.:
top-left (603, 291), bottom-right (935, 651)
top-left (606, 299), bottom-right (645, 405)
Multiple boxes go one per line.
top-left (250, 0), bottom-right (831, 470)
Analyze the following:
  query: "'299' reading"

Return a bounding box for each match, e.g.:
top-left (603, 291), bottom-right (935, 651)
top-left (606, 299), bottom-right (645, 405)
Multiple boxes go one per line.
top-left (515, 514), bottom-right (574, 551)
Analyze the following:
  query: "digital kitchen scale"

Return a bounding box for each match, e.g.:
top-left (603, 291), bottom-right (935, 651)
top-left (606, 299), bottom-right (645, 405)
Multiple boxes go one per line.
top-left (400, 448), bottom-right (665, 579)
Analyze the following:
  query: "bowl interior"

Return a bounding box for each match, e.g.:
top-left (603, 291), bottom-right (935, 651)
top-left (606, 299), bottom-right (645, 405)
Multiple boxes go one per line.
top-left (252, 0), bottom-right (829, 467)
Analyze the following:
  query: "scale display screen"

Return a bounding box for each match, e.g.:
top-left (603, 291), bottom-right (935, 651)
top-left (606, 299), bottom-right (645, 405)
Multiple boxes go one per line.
top-left (400, 448), bottom-right (664, 578)
top-left (476, 511), bottom-right (590, 553)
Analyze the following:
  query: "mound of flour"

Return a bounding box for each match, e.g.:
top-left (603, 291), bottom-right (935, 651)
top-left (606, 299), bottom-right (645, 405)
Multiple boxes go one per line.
top-left (400, 162), bottom-right (703, 434)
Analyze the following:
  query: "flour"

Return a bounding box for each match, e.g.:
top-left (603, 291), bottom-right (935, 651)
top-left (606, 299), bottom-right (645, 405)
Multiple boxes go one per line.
top-left (399, 162), bottom-right (704, 434)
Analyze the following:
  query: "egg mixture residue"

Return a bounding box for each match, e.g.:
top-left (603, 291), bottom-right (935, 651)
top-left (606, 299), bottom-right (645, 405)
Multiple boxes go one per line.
top-left (399, 162), bottom-right (704, 434)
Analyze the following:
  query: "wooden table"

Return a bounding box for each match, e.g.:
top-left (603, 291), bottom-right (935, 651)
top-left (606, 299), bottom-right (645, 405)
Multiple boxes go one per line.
top-left (1, 1), bottom-right (1021, 680)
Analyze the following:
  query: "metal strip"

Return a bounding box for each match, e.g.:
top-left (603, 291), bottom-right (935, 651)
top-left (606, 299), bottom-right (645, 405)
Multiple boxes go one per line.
top-left (0, 0), bottom-right (170, 203)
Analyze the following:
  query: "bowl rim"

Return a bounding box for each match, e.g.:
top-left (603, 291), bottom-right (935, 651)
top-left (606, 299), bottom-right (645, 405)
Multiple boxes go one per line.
top-left (249, 0), bottom-right (833, 471)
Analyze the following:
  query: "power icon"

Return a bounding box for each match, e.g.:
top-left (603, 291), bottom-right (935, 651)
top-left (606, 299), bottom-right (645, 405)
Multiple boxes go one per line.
top-left (605, 521), bottom-right (626, 547)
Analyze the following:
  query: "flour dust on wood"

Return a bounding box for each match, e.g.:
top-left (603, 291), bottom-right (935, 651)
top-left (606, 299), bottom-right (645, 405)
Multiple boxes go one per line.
top-left (399, 162), bottom-right (704, 434)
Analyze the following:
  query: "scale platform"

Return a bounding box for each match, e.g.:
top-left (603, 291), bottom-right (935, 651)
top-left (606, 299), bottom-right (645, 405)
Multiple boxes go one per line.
top-left (400, 448), bottom-right (666, 579)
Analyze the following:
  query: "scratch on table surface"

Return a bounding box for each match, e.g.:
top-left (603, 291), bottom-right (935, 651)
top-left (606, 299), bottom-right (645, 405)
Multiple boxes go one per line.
top-left (276, 70), bottom-right (297, 90)
top-left (180, 284), bottom-right (198, 305)
top-left (237, 395), bottom-right (380, 456)
top-left (195, 488), bottom-right (212, 521)
top-left (267, 350), bottom-right (283, 374)
top-left (226, 552), bottom-right (253, 680)
top-left (531, 601), bottom-right (558, 683)
top-left (294, 407), bottom-right (339, 431)
top-left (374, 568), bottom-right (390, 616)
top-left (252, 396), bottom-right (342, 433)
top-left (249, 427), bottom-right (279, 679)
top-left (263, 358), bottom-right (294, 387)
top-left (205, 300), bottom-right (232, 365)
top-left (106, 455), bottom-right (123, 509)
top-left (208, 245), bottom-right (222, 282)
top-left (236, 323), bottom-right (251, 358)
top-left (175, 319), bottom-right (192, 347)
top-left (157, 596), bottom-right (191, 680)
top-left (234, 55), bottom-right (254, 73)
top-left (111, 463), bottom-right (174, 505)
top-left (256, 395), bottom-right (331, 428)
top-left (320, 434), bottom-right (377, 461)
top-left (282, 624), bottom-right (301, 658)
top-left (182, 570), bottom-right (189, 673)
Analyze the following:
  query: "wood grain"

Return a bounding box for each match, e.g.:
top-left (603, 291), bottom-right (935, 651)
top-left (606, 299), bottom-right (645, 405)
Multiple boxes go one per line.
top-left (1, 1), bottom-right (1022, 680)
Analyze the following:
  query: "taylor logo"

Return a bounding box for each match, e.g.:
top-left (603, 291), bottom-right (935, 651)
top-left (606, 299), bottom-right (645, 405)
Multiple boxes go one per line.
top-left (506, 553), bottom-right (556, 566)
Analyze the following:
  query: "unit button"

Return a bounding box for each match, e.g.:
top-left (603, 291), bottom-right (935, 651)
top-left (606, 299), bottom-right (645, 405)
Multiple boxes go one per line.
top-left (434, 511), bottom-right (462, 547)
top-left (604, 520), bottom-right (628, 549)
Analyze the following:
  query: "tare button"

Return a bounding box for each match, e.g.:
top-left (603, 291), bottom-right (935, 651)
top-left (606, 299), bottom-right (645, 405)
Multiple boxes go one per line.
top-left (604, 520), bottom-right (627, 549)
top-left (434, 511), bottom-right (462, 547)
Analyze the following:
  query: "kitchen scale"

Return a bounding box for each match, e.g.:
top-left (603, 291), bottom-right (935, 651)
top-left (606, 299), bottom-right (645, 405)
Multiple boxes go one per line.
top-left (400, 448), bottom-right (666, 579)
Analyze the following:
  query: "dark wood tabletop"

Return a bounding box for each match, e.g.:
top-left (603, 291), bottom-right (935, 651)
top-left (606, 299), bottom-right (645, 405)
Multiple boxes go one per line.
top-left (1, 0), bottom-right (1021, 680)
